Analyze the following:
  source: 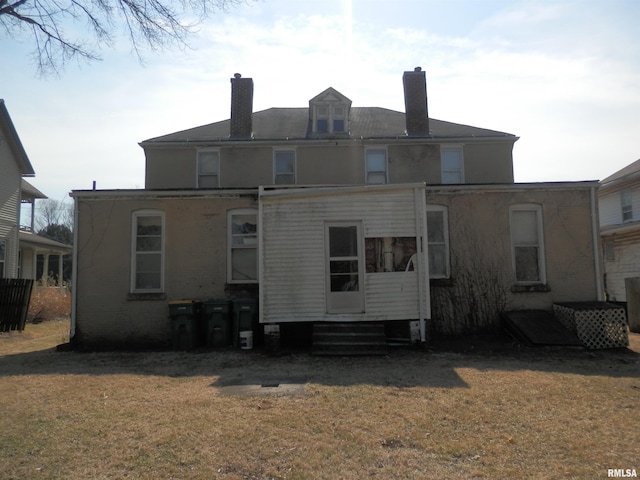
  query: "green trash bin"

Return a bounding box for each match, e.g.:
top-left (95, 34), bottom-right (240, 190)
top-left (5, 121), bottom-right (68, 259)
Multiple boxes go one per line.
top-left (203, 300), bottom-right (232, 348)
top-left (231, 297), bottom-right (258, 348)
top-left (168, 300), bottom-right (202, 350)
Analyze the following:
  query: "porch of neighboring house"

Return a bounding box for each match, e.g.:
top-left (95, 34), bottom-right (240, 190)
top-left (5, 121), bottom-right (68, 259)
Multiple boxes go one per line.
top-left (18, 231), bottom-right (72, 286)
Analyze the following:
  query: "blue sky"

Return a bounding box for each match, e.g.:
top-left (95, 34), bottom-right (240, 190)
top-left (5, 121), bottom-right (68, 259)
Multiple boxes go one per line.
top-left (2, 0), bottom-right (639, 203)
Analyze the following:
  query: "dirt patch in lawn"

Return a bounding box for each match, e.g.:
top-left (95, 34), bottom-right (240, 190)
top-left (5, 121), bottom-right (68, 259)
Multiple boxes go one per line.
top-left (1, 320), bottom-right (639, 480)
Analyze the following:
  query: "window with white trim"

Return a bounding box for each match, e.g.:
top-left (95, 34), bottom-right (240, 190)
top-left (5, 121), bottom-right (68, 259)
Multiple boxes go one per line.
top-left (197, 150), bottom-right (220, 188)
top-left (0, 239), bottom-right (5, 278)
top-left (426, 205), bottom-right (450, 278)
top-left (274, 149), bottom-right (296, 185)
top-left (441, 146), bottom-right (464, 184)
top-left (510, 204), bottom-right (545, 283)
top-left (365, 148), bottom-right (388, 184)
top-left (313, 104), bottom-right (347, 134)
top-left (131, 211), bottom-right (164, 292)
top-left (621, 189), bottom-right (632, 222)
top-left (228, 209), bottom-right (258, 283)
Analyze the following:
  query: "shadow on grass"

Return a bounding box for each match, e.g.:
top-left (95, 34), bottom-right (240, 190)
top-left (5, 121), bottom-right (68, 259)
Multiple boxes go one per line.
top-left (1, 332), bottom-right (638, 389)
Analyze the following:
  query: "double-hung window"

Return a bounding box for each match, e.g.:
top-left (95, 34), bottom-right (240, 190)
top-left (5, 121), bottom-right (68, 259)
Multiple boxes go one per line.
top-left (510, 204), bottom-right (545, 284)
top-left (131, 211), bottom-right (164, 292)
top-left (0, 239), bottom-right (5, 278)
top-left (314, 104), bottom-right (347, 134)
top-left (197, 150), bottom-right (220, 188)
top-left (621, 189), bottom-right (633, 222)
top-left (441, 146), bottom-right (464, 184)
top-left (426, 206), bottom-right (450, 279)
top-left (274, 150), bottom-right (296, 185)
top-left (228, 209), bottom-right (258, 283)
top-left (365, 148), bottom-right (388, 184)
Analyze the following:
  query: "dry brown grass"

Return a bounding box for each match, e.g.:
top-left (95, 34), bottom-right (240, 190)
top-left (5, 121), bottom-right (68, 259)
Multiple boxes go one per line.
top-left (1, 320), bottom-right (639, 479)
top-left (27, 287), bottom-right (71, 322)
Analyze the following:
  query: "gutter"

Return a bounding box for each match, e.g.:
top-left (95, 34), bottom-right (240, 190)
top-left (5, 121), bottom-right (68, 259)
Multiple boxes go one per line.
top-left (70, 196), bottom-right (79, 340)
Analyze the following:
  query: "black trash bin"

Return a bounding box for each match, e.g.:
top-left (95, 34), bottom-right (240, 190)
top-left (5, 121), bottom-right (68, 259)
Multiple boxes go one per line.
top-left (231, 297), bottom-right (258, 349)
top-left (168, 300), bottom-right (202, 350)
top-left (203, 299), bottom-right (232, 348)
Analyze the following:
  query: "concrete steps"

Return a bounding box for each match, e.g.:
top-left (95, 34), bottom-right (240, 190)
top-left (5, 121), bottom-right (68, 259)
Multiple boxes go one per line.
top-left (312, 322), bottom-right (388, 356)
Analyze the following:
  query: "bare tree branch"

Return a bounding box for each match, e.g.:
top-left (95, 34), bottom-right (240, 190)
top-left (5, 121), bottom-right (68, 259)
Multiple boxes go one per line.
top-left (0, 0), bottom-right (250, 75)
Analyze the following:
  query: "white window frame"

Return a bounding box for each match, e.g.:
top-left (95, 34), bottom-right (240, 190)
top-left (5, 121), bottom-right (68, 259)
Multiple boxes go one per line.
top-left (131, 210), bottom-right (165, 293)
top-left (365, 147), bottom-right (388, 185)
top-left (313, 104), bottom-right (348, 134)
top-left (440, 145), bottom-right (465, 184)
top-left (621, 189), bottom-right (632, 222)
top-left (509, 204), bottom-right (546, 284)
top-left (273, 149), bottom-right (296, 185)
top-left (197, 149), bottom-right (220, 188)
top-left (425, 205), bottom-right (450, 279)
top-left (227, 209), bottom-right (258, 284)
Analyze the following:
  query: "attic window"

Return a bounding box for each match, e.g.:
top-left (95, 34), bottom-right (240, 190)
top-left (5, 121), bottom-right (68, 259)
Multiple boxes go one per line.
top-left (313, 105), bottom-right (346, 134)
top-left (310, 88), bottom-right (351, 136)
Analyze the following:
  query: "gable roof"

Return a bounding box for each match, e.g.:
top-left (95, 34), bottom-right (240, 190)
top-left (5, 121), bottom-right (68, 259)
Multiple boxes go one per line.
top-left (141, 107), bottom-right (517, 145)
top-left (22, 179), bottom-right (47, 201)
top-left (0, 99), bottom-right (35, 176)
top-left (600, 158), bottom-right (640, 186)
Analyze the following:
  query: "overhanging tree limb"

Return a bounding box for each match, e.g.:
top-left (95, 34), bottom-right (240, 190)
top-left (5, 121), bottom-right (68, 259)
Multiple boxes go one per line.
top-left (0, 0), bottom-right (248, 75)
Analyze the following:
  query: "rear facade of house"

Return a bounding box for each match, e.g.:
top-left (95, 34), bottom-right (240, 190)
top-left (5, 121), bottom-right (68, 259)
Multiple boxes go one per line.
top-left (71, 69), bottom-right (602, 349)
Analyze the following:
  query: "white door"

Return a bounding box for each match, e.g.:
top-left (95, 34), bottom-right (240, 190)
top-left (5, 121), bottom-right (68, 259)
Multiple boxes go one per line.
top-left (325, 222), bottom-right (364, 314)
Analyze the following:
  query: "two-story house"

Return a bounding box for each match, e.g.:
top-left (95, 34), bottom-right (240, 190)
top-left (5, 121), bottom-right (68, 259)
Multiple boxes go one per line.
top-left (70, 68), bottom-right (603, 350)
top-left (1, 99), bottom-right (72, 286)
top-left (599, 159), bottom-right (640, 302)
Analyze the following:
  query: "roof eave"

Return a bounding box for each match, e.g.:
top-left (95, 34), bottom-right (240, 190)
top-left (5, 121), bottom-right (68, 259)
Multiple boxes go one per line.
top-left (0, 99), bottom-right (35, 176)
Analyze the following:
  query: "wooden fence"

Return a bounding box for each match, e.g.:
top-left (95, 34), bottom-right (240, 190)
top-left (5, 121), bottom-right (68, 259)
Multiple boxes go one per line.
top-left (0, 279), bottom-right (34, 332)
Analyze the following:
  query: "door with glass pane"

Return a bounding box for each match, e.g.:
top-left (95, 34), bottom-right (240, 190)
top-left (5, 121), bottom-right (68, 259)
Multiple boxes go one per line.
top-left (325, 222), bottom-right (364, 313)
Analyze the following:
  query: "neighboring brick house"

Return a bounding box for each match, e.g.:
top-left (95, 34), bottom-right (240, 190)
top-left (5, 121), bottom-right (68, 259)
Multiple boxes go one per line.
top-left (70, 69), bottom-right (603, 349)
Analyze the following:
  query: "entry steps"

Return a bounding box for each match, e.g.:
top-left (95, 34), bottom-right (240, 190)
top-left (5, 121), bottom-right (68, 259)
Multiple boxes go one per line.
top-left (312, 322), bottom-right (388, 356)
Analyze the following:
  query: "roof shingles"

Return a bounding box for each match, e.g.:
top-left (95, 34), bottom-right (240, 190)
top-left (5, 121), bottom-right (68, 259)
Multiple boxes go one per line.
top-left (141, 107), bottom-right (517, 144)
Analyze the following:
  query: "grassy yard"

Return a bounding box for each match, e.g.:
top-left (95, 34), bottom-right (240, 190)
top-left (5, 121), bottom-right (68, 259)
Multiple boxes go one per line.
top-left (1, 320), bottom-right (638, 479)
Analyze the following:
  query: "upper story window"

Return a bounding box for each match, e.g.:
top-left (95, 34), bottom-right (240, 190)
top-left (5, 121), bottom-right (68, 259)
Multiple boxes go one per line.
top-left (131, 210), bottom-right (164, 293)
top-left (274, 149), bottom-right (296, 185)
top-left (365, 148), bottom-right (388, 184)
top-left (441, 146), bottom-right (464, 184)
top-left (197, 150), bottom-right (220, 188)
top-left (228, 209), bottom-right (258, 283)
top-left (510, 204), bottom-right (546, 284)
top-left (309, 88), bottom-right (351, 136)
top-left (621, 189), bottom-right (632, 222)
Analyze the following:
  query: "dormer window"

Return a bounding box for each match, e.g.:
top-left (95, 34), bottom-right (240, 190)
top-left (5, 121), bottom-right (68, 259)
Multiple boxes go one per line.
top-left (309, 88), bottom-right (351, 136)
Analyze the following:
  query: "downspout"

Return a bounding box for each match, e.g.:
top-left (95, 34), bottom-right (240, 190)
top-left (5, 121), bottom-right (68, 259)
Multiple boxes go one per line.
top-left (414, 186), bottom-right (430, 343)
top-left (70, 195), bottom-right (79, 339)
top-left (591, 185), bottom-right (603, 301)
top-left (258, 186), bottom-right (264, 324)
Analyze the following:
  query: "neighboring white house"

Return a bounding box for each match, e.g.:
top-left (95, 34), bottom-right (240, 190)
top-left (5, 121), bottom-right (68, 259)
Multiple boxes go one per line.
top-left (0, 99), bottom-right (35, 278)
top-left (599, 158), bottom-right (640, 302)
top-left (0, 99), bottom-right (72, 282)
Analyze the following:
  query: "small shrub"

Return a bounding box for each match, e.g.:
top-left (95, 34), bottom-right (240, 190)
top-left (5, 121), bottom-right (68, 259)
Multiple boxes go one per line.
top-left (27, 287), bottom-right (71, 322)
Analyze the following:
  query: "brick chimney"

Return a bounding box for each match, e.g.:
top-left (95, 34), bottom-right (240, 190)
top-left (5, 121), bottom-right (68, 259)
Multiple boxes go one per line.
top-left (403, 67), bottom-right (429, 136)
top-left (230, 73), bottom-right (253, 139)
